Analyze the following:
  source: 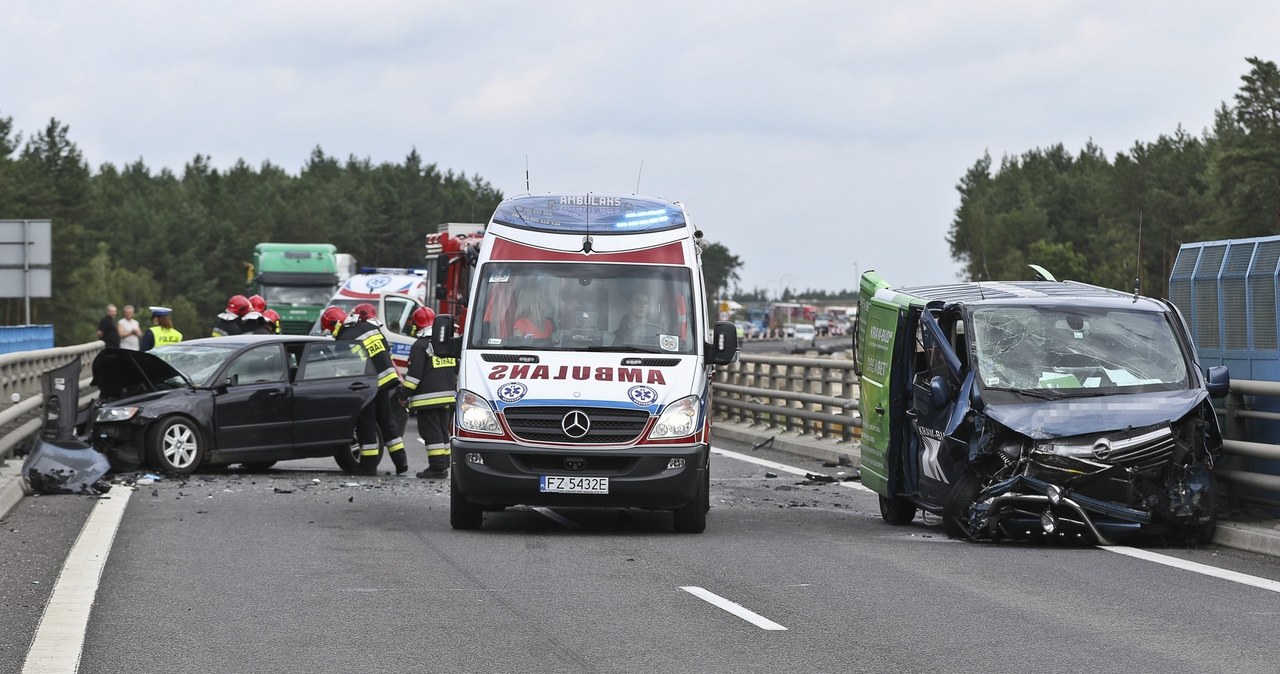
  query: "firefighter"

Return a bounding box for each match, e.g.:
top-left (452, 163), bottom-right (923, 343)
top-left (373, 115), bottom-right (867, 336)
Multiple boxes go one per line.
top-left (262, 309), bottom-right (282, 334)
top-left (402, 307), bottom-right (457, 479)
top-left (212, 295), bottom-right (251, 337)
top-left (322, 306), bottom-right (378, 472)
top-left (243, 295), bottom-right (270, 334)
top-left (332, 303), bottom-right (408, 476)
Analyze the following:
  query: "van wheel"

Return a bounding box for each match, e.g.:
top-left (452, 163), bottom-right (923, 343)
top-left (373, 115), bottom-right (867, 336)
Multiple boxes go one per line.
top-left (942, 472), bottom-right (981, 539)
top-left (450, 472), bottom-right (483, 530)
top-left (147, 416), bottom-right (205, 476)
top-left (673, 467), bottom-right (709, 533)
top-left (878, 494), bottom-right (916, 525)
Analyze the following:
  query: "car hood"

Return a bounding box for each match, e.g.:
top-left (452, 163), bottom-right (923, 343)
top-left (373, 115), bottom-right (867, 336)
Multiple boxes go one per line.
top-left (465, 351), bottom-right (701, 413)
top-left (983, 389), bottom-right (1207, 440)
top-left (92, 348), bottom-right (193, 400)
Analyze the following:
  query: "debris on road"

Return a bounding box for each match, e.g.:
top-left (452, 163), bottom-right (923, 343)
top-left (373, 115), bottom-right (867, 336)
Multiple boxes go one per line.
top-left (21, 439), bottom-right (111, 495)
top-left (764, 471), bottom-right (779, 479)
top-left (751, 436), bottom-right (776, 451)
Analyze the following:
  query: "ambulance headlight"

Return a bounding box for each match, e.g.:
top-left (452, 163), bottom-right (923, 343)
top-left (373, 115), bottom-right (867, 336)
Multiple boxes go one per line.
top-left (96, 406), bottom-right (139, 422)
top-left (649, 396), bottom-right (699, 440)
top-left (457, 390), bottom-right (501, 434)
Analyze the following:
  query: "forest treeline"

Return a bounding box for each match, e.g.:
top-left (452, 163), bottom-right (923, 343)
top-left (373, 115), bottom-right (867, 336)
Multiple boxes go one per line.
top-left (948, 57), bottom-right (1280, 297)
top-left (0, 121), bottom-right (505, 345)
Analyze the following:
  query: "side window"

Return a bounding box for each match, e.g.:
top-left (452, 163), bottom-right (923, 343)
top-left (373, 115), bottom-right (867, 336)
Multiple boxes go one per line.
top-left (384, 296), bottom-right (417, 335)
top-left (298, 342), bottom-right (372, 380)
top-left (223, 344), bottom-right (287, 384)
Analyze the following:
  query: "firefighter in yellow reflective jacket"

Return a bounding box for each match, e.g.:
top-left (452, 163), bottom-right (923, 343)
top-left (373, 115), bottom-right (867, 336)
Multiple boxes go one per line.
top-left (330, 303), bottom-right (409, 476)
top-left (402, 307), bottom-right (457, 479)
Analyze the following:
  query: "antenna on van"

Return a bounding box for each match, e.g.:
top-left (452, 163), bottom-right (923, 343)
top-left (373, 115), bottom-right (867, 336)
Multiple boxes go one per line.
top-left (525, 156), bottom-right (531, 193)
top-left (1133, 212), bottom-right (1143, 302)
top-left (634, 160), bottom-right (644, 195)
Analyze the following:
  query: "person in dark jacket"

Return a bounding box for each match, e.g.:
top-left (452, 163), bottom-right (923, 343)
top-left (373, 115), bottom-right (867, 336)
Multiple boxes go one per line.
top-left (332, 303), bottom-right (408, 476)
top-left (212, 295), bottom-right (251, 337)
top-left (402, 307), bottom-right (457, 478)
top-left (96, 304), bottom-right (121, 348)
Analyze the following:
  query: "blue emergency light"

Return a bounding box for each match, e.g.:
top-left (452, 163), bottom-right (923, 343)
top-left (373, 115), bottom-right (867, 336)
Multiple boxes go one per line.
top-left (492, 194), bottom-right (686, 234)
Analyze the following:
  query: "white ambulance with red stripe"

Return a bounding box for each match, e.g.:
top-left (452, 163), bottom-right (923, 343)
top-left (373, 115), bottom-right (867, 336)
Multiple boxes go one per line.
top-left (312, 268), bottom-right (430, 372)
top-left (431, 193), bottom-right (740, 532)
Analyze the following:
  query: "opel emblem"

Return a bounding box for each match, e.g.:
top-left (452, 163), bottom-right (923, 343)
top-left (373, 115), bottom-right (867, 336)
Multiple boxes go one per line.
top-left (562, 410), bottom-right (590, 439)
top-left (1092, 438), bottom-right (1114, 460)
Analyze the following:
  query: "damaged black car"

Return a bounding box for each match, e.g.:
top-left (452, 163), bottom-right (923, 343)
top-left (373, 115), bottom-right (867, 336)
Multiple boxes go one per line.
top-left (853, 269), bottom-right (1229, 544)
top-left (86, 335), bottom-right (381, 475)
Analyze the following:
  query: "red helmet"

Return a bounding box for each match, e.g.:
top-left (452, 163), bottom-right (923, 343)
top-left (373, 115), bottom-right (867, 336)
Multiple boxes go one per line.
top-left (263, 309), bottom-right (281, 324)
top-left (351, 303), bottom-right (377, 320)
top-left (320, 306), bottom-right (347, 331)
top-left (226, 294), bottom-right (251, 317)
top-left (248, 294), bottom-right (267, 313)
top-left (411, 306), bottom-right (436, 331)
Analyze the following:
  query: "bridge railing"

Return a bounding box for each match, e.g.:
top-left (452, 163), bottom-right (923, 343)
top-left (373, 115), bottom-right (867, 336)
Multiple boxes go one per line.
top-left (1219, 379), bottom-right (1280, 511)
top-left (711, 354), bottom-right (860, 442)
top-left (0, 341), bottom-right (103, 461)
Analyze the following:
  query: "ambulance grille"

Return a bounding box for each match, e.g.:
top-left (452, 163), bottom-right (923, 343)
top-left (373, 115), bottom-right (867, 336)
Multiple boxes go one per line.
top-left (503, 406), bottom-right (651, 444)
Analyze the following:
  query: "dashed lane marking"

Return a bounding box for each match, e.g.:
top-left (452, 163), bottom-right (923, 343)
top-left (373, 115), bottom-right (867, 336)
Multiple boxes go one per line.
top-left (680, 586), bottom-right (788, 630)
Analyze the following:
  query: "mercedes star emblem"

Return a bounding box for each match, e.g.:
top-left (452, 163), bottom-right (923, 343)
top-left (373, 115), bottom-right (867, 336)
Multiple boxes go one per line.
top-left (561, 410), bottom-right (590, 439)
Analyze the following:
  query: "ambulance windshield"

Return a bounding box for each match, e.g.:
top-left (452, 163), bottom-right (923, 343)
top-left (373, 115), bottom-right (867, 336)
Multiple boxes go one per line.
top-left (468, 263), bottom-right (697, 354)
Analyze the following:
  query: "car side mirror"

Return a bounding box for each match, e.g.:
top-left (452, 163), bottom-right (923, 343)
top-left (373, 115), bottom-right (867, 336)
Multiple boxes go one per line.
top-left (930, 375), bottom-right (952, 407)
top-left (1206, 365), bottom-right (1230, 399)
top-left (709, 321), bottom-right (740, 366)
top-left (432, 314), bottom-right (460, 358)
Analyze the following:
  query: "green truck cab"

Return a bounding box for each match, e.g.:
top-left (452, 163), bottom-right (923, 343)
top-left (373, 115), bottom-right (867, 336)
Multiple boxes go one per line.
top-left (852, 269), bottom-right (1230, 545)
top-left (250, 243), bottom-right (340, 334)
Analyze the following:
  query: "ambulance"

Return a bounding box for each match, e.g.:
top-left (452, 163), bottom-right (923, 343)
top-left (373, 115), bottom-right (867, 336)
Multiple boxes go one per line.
top-left (430, 193), bottom-right (740, 532)
top-left (311, 268), bottom-right (430, 372)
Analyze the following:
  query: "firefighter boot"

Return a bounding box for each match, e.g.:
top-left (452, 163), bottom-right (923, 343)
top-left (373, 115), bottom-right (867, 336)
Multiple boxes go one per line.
top-left (390, 447), bottom-right (409, 475)
top-left (357, 452), bottom-right (381, 476)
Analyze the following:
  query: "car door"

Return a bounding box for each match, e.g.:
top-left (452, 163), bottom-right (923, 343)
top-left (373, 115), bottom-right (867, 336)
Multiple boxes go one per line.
top-left (380, 294), bottom-right (421, 373)
top-left (910, 304), bottom-right (965, 505)
top-left (291, 341), bottom-right (377, 452)
top-left (213, 343), bottom-right (292, 454)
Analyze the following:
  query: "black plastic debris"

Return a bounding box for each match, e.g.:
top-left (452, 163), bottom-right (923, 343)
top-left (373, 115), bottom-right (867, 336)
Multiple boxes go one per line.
top-left (804, 472), bottom-right (836, 483)
top-left (273, 487), bottom-right (294, 494)
top-left (751, 436), bottom-right (776, 451)
top-left (764, 471), bottom-right (779, 478)
top-left (22, 438), bottom-right (111, 495)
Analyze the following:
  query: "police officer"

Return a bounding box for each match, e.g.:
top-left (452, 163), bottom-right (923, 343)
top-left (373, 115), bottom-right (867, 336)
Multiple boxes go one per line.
top-left (331, 303), bottom-right (408, 476)
top-left (402, 307), bottom-right (457, 479)
top-left (140, 306), bottom-right (183, 351)
top-left (212, 295), bottom-right (251, 337)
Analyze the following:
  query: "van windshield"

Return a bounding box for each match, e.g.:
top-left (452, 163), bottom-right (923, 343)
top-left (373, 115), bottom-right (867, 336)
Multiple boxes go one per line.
top-left (972, 305), bottom-right (1189, 394)
top-left (467, 262), bottom-right (697, 354)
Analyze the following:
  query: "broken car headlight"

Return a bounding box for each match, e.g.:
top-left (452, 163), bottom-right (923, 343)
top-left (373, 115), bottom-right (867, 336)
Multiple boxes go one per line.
top-left (95, 406), bottom-right (139, 423)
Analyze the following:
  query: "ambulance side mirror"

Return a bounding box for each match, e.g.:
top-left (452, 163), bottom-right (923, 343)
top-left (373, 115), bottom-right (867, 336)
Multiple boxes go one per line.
top-left (709, 321), bottom-right (740, 366)
top-left (431, 314), bottom-right (460, 358)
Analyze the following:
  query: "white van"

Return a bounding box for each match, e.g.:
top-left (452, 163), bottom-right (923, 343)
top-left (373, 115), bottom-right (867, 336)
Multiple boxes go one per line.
top-left (785, 324), bottom-right (817, 353)
top-left (312, 269), bottom-right (430, 372)
top-left (431, 193), bottom-right (739, 532)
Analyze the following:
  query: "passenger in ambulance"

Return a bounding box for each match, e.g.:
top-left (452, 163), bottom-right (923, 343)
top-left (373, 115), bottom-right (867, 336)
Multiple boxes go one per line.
top-left (513, 287), bottom-right (555, 339)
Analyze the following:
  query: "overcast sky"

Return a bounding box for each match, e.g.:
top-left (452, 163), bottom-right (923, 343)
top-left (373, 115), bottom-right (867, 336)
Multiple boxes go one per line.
top-left (4, 2), bottom-right (1278, 297)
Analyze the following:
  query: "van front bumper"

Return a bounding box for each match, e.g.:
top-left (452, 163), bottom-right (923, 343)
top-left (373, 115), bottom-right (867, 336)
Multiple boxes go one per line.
top-left (450, 437), bottom-right (707, 510)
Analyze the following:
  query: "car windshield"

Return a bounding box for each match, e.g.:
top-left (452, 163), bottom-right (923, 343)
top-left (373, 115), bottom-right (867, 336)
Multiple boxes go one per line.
top-left (467, 262), bottom-right (697, 354)
top-left (150, 344), bottom-right (237, 387)
top-left (262, 284), bottom-right (335, 306)
top-left (972, 305), bottom-right (1189, 394)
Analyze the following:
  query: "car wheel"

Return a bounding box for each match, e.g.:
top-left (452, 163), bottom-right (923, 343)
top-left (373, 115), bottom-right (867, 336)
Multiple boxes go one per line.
top-left (450, 472), bottom-right (483, 530)
top-left (878, 494), bottom-right (916, 525)
top-left (942, 472), bottom-right (981, 539)
top-left (241, 461), bottom-right (277, 472)
top-left (672, 466), bottom-right (709, 533)
top-left (334, 429), bottom-right (381, 474)
top-left (147, 416), bottom-right (205, 476)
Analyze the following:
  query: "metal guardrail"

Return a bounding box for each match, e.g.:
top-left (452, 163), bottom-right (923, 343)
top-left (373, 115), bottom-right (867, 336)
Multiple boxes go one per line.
top-left (711, 354), bottom-right (860, 442)
top-left (1219, 379), bottom-right (1280, 506)
top-left (0, 341), bottom-right (103, 461)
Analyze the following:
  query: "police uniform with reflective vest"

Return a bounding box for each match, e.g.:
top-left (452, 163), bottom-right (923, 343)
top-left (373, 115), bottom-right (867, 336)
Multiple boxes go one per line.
top-left (332, 317), bottom-right (407, 474)
top-left (403, 328), bottom-right (457, 477)
top-left (141, 325), bottom-right (183, 352)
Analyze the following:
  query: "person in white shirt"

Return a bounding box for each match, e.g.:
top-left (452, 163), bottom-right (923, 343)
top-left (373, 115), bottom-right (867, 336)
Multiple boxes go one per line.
top-left (117, 304), bottom-right (142, 350)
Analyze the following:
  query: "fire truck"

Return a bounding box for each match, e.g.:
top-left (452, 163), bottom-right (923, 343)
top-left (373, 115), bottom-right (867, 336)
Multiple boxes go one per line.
top-left (424, 223), bottom-right (485, 328)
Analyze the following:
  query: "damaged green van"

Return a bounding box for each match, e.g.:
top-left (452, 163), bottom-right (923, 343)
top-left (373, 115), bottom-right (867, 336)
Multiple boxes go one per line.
top-left (852, 269), bottom-right (1230, 544)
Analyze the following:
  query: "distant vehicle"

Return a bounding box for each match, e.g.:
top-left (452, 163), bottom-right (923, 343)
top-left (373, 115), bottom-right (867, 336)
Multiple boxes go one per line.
top-left (86, 335), bottom-right (391, 476)
top-left (785, 324), bottom-right (817, 353)
top-left (249, 243), bottom-right (341, 335)
top-left (311, 268), bottom-right (431, 372)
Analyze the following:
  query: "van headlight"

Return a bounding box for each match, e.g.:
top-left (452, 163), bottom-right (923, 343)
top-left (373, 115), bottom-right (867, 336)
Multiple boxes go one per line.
top-left (95, 406), bottom-right (139, 423)
top-left (456, 390), bottom-right (501, 434)
top-left (649, 396), bottom-right (700, 440)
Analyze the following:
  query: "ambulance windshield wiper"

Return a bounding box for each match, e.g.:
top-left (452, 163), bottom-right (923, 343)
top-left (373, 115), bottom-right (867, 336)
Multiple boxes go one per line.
top-left (580, 345), bottom-right (664, 354)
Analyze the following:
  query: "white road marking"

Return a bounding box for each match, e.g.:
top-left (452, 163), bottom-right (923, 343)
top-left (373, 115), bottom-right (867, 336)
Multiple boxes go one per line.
top-left (530, 506), bottom-right (580, 529)
top-left (710, 445), bottom-right (873, 493)
top-left (680, 586), bottom-right (788, 630)
top-left (23, 488), bottom-right (133, 674)
top-left (1106, 546), bottom-right (1280, 594)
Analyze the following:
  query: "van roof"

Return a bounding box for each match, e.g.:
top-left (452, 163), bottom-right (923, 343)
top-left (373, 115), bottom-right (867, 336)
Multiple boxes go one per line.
top-left (892, 280), bottom-right (1166, 311)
